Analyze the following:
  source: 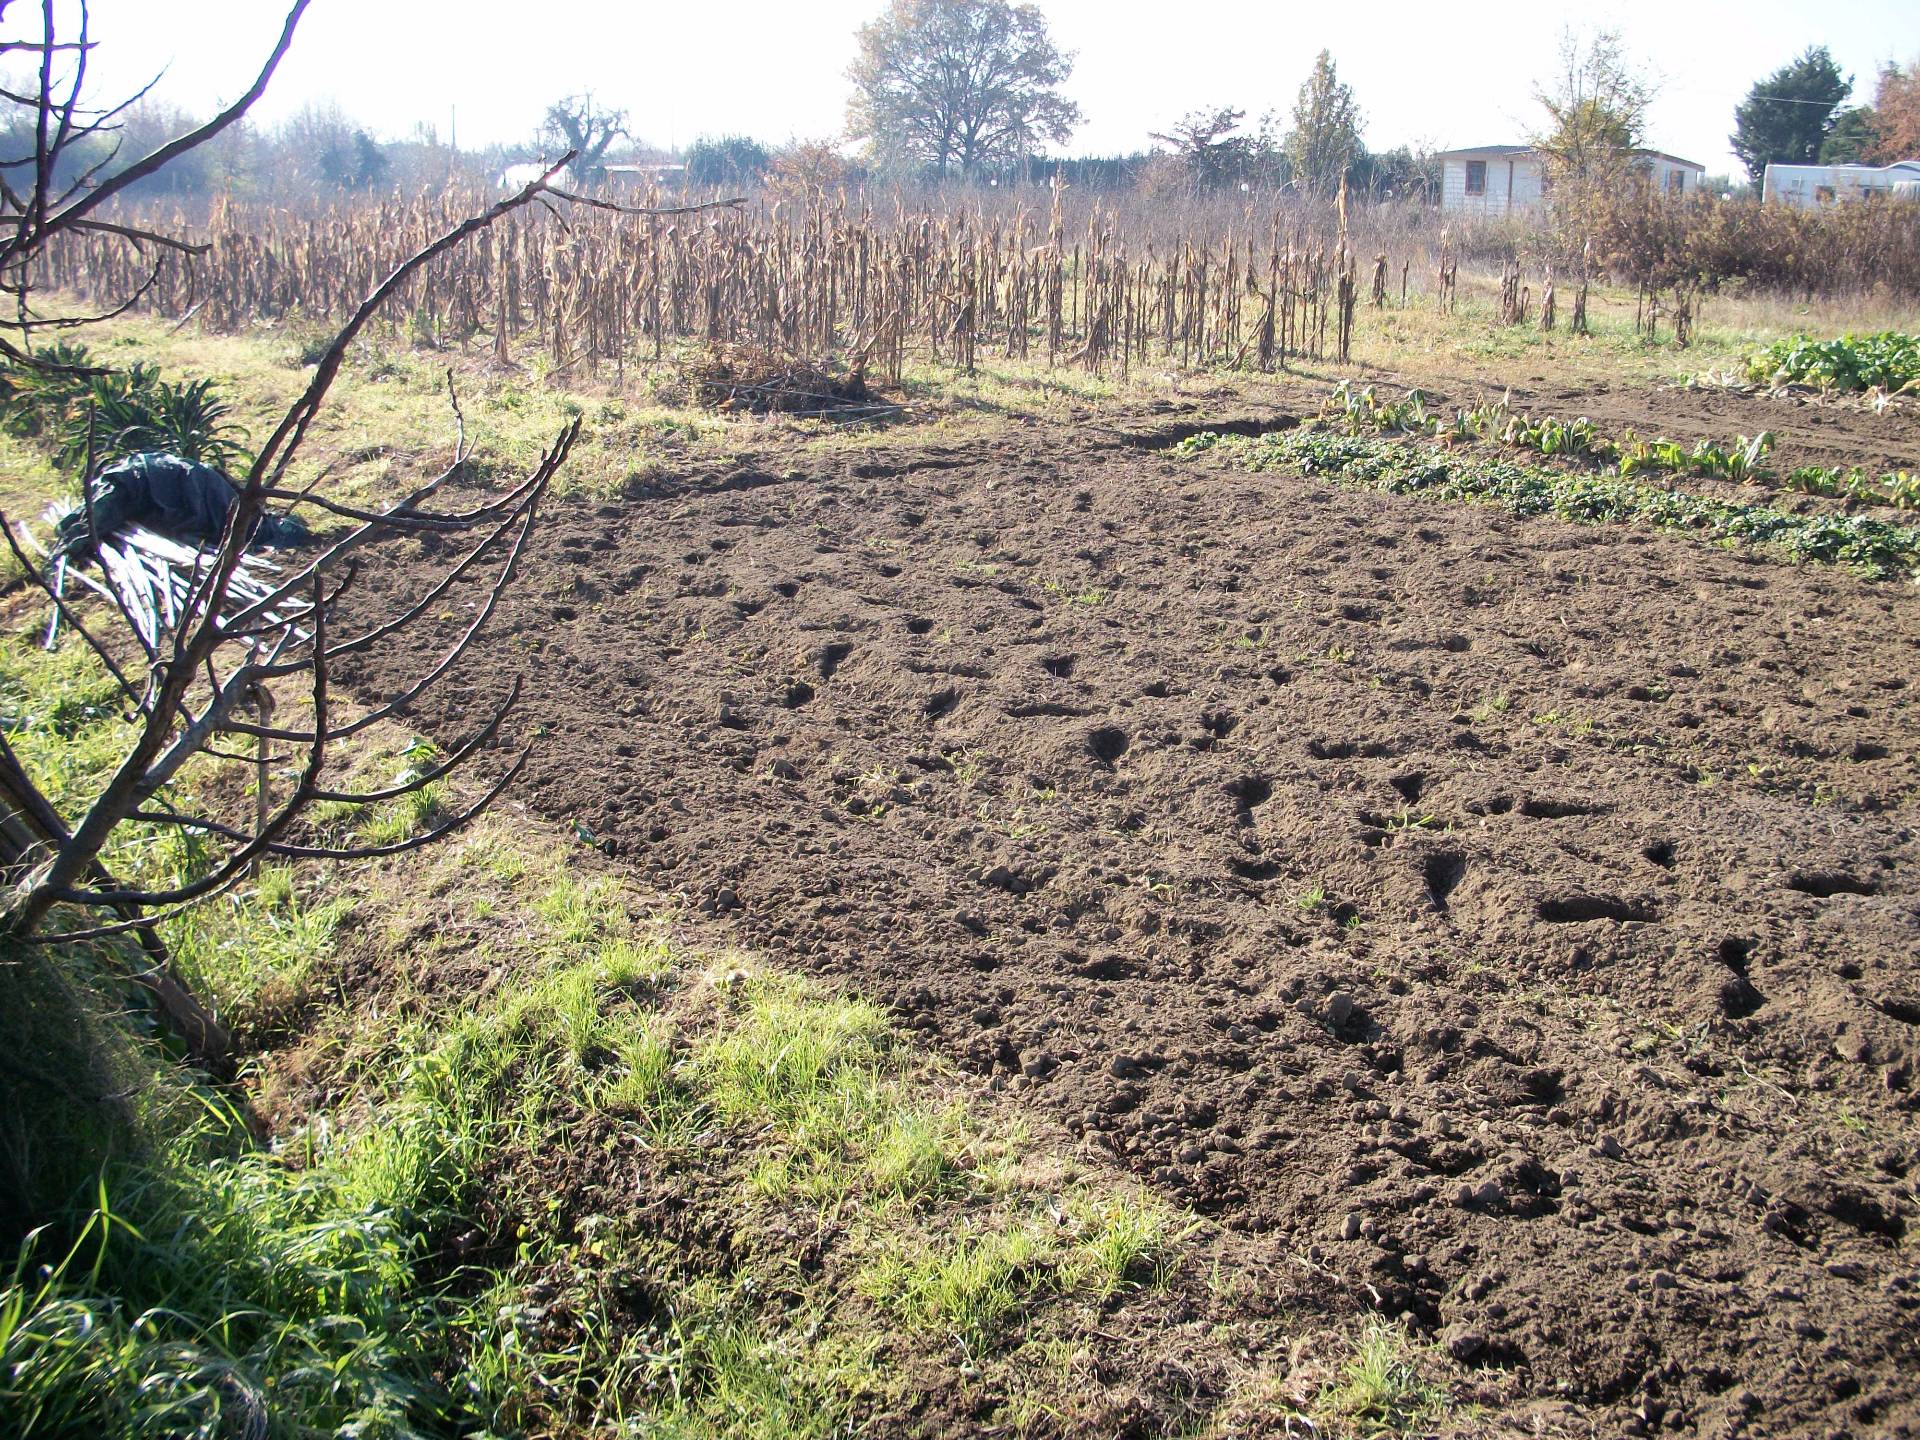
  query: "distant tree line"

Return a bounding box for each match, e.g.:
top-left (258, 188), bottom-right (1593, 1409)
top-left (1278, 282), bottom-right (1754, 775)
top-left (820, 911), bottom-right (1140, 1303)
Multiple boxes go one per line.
top-left (13, 0), bottom-right (1913, 214)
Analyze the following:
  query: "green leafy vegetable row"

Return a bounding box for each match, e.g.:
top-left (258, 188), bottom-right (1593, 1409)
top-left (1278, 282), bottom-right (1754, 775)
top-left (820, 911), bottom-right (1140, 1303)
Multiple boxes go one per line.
top-left (1176, 428), bottom-right (1920, 578)
top-left (1784, 465), bottom-right (1920, 510)
top-left (1744, 331), bottom-right (1920, 393)
top-left (1325, 383), bottom-right (1779, 484)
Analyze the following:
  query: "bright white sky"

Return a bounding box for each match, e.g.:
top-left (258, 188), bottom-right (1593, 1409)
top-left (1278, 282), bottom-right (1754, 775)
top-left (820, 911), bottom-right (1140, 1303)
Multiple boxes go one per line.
top-left (69, 0), bottom-right (1920, 176)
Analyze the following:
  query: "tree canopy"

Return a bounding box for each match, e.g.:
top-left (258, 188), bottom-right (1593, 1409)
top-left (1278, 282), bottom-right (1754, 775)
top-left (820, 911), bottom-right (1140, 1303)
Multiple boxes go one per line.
top-left (1871, 59), bottom-right (1920, 161)
top-left (846, 0), bottom-right (1080, 177)
top-left (1532, 29), bottom-right (1652, 187)
top-left (1286, 50), bottom-right (1363, 196)
top-left (1820, 106), bottom-right (1879, 164)
top-left (1150, 107), bottom-right (1258, 191)
top-left (1730, 47), bottom-right (1852, 185)
top-left (541, 94), bottom-right (629, 185)
top-left (684, 134), bottom-right (770, 189)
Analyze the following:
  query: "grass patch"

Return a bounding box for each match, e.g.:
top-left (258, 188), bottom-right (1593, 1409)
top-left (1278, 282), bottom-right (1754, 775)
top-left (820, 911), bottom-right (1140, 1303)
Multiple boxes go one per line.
top-left (860, 1217), bottom-right (1053, 1352)
top-left (1063, 1191), bottom-right (1185, 1297)
top-left (0, 619), bottom-right (1209, 1438)
top-left (858, 1188), bottom-right (1187, 1358)
top-left (697, 972), bottom-right (967, 1208)
top-left (166, 867), bottom-right (352, 1023)
top-left (1316, 1321), bottom-right (1446, 1436)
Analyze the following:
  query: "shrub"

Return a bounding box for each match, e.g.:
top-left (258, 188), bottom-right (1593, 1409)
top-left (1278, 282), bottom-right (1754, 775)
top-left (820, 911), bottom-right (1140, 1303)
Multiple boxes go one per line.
top-left (683, 134), bottom-right (770, 190)
top-left (0, 349), bottom-right (251, 473)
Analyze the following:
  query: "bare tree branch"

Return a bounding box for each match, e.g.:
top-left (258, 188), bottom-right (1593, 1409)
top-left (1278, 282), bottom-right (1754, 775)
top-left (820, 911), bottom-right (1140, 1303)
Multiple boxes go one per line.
top-left (37, 2), bottom-right (310, 234)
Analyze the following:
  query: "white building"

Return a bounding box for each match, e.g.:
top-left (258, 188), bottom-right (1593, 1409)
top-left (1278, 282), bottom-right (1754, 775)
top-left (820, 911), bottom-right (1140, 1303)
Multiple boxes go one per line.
top-left (1435, 145), bottom-right (1705, 216)
top-left (1436, 146), bottom-right (1542, 216)
top-left (499, 161), bottom-right (552, 189)
top-left (1762, 161), bottom-right (1920, 208)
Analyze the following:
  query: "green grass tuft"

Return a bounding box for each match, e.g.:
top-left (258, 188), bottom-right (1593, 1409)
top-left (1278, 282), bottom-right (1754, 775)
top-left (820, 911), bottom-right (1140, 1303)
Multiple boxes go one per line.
top-left (1317, 1320), bottom-right (1446, 1436)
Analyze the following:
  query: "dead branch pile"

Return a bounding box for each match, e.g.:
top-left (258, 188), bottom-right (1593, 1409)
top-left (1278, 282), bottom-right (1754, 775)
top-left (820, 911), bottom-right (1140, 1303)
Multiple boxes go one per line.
top-left (679, 343), bottom-right (891, 418)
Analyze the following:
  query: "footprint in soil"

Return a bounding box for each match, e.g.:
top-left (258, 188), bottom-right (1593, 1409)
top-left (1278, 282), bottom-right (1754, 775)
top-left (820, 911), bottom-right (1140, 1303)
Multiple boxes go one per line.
top-left (1088, 727), bottom-right (1130, 769)
top-left (1784, 871), bottom-right (1878, 898)
top-left (1226, 776), bottom-right (1273, 824)
top-left (818, 641), bottom-right (855, 679)
top-left (1520, 797), bottom-right (1603, 819)
top-left (1309, 738), bottom-right (1394, 760)
top-left (1040, 654), bottom-right (1076, 678)
top-left (1715, 937), bottom-right (1765, 1018)
top-left (1536, 894), bottom-right (1657, 924)
top-left (1192, 712), bottom-right (1238, 751)
top-left (1424, 851), bottom-right (1466, 910)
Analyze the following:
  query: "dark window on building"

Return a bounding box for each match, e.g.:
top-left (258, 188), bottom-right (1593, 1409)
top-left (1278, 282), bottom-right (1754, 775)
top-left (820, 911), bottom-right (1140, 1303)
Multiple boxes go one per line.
top-left (1465, 160), bottom-right (1487, 196)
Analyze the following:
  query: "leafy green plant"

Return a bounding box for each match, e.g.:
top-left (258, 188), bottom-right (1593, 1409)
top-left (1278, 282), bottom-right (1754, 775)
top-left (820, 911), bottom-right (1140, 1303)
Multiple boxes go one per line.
top-left (1745, 331), bottom-right (1920, 393)
top-left (0, 343), bottom-right (99, 440)
top-left (0, 348), bottom-right (251, 474)
top-left (1324, 382), bottom-right (1441, 437)
top-left (54, 372), bottom-right (252, 472)
top-left (1616, 432), bottom-right (1691, 479)
top-left (1786, 465), bottom-right (1920, 509)
top-left (1184, 429), bottom-right (1920, 578)
top-left (1683, 431), bottom-right (1773, 483)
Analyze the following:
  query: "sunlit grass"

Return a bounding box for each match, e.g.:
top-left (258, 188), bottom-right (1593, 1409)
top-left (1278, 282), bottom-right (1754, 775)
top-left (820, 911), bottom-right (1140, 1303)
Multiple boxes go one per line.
top-left (1316, 1321), bottom-right (1446, 1436)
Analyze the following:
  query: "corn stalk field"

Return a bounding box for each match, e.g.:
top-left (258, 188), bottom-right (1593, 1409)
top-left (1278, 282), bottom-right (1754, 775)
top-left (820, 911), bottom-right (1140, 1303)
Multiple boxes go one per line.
top-left (40, 190), bottom-right (1373, 380)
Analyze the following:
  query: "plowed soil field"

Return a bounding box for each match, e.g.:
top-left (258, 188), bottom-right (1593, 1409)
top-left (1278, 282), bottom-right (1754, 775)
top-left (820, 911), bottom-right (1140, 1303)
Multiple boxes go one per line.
top-left (344, 380), bottom-right (1920, 1438)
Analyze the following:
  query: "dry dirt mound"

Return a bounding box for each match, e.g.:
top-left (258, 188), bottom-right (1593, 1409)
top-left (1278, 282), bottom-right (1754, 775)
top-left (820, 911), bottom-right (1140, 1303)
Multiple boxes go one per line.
top-left (342, 396), bottom-right (1920, 1438)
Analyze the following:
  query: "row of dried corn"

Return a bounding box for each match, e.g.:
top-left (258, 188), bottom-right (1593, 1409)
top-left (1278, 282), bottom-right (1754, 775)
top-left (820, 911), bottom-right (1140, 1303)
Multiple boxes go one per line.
top-left (41, 190), bottom-right (1373, 380)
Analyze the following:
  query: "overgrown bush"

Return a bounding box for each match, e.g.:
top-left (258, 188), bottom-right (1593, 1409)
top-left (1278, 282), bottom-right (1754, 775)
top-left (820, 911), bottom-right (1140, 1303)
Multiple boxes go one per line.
top-left (1541, 190), bottom-right (1920, 299)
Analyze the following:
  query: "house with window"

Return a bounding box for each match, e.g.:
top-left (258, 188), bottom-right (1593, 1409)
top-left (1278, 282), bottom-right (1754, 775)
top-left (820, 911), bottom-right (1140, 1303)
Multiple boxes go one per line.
top-left (1435, 145), bottom-right (1704, 216)
top-left (1762, 161), bottom-right (1920, 208)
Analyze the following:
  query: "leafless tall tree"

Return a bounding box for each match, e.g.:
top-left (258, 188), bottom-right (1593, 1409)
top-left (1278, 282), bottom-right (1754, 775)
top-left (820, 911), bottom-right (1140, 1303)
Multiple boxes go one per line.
top-left (540, 94), bottom-right (629, 186)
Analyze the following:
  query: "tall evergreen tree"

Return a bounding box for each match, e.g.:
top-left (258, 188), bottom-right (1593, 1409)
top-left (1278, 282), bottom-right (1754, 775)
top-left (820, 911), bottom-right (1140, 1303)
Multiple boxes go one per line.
top-left (1730, 47), bottom-right (1852, 185)
top-left (1820, 106), bottom-right (1879, 163)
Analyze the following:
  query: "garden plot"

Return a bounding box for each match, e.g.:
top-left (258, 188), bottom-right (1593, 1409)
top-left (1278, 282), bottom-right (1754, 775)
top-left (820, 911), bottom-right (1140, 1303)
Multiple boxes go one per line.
top-left (341, 391), bottom-right (1920, 1439)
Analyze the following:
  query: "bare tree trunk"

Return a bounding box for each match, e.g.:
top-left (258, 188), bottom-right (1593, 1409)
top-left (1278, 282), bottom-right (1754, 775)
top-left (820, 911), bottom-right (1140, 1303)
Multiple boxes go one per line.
top-left (0, 741), bottom-right (231, 1066)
